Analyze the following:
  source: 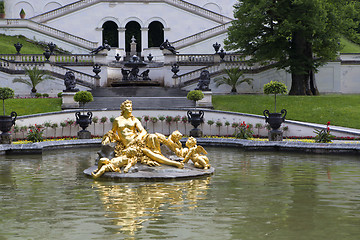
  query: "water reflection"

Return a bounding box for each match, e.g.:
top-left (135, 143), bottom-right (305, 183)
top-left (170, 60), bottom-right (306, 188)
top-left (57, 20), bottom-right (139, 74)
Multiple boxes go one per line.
top-left (93, 177), bottom-right (211, 235)
top-left (0, 147), bottom-right (360, 239)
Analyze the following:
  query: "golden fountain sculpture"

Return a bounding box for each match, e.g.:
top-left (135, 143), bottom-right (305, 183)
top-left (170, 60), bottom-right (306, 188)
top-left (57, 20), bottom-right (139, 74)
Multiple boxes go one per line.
top-left (91, 100), bottom-right (211, 179)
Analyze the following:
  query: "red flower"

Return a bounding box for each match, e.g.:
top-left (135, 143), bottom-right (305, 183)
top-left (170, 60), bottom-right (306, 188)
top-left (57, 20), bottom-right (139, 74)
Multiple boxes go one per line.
top-left (327, 127), bottom-right (330, 131)
top-left (327, 121), bottom-right (331, 126)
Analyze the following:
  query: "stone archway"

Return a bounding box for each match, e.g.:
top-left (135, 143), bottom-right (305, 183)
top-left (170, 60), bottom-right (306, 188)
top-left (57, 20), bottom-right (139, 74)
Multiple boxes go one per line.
top-left (102, 21), bottom-right (118, 48)
top-left (125, 21), bottom-right (141, 53)
top-left (148, 21), bottom-right (164, 48)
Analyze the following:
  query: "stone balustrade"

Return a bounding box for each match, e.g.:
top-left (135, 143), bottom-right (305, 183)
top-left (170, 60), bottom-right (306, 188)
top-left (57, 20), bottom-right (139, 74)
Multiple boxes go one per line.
top-left (0, 54), bottom-right (94, 64)
top-left (31, 0), bottom-right (232, 24)
top-left (0, 58), bottom-right (97, 88)
top-left (176, 54), bottom-right (215, 64)
top-left (172, 22), bottom-right (231, 49)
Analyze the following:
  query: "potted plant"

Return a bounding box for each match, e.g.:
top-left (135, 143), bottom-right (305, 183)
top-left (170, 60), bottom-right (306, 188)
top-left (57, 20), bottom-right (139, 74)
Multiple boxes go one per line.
top-left (20, 8), bottom-right (25, 19)
top-left (12, 66), bottom-right (54, 96)
top-left (0, 87), bottom-right (17, 144)
top-left (0, 1), bottom-right (5, 19)
top-left (263, 81), bottom-right (287, 141)
top-left (186, 90), bottom-right (204, 137)
top-left (74, 91), bottom-right (93, 139)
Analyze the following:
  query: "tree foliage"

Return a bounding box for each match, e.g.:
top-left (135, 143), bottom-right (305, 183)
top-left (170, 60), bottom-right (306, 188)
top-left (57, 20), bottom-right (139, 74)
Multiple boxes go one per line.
top-left (187, 90), bottom-right (204, 102)
top-left (225, 0), bottom-right (359, 95)
top-left (0, 87), bottom-right (14, 115)
top-left (214, 68), bottom-right (253, 93)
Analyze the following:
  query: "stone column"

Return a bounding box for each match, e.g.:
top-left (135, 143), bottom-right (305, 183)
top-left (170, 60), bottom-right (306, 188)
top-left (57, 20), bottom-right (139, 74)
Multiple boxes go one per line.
top-left (118, 27), bottom-right (126, 50)
top-left (141, 27), bottom-right (149, 54)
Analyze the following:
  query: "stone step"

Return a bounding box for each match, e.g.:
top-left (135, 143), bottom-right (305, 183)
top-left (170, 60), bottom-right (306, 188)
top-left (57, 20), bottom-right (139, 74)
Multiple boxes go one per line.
top-left (90, 87), bottom-right (189, 97)
top-left (86, 97), bottom-right (195, 109)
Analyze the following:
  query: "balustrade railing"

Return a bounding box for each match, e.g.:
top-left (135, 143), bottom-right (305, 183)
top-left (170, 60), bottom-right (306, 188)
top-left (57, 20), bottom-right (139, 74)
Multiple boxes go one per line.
top-left (31, 0), bottom-right (232, 24)
top-left (0, 54), bottom-right (94, 64)
top-left (176, 54), bottom-right (215, 64)
top-left (174, 61), bottom-right (263, 87)
top-left (0, 58), bottom-right (96, 88)
top-left (172, 22), bottom-right (231, 49)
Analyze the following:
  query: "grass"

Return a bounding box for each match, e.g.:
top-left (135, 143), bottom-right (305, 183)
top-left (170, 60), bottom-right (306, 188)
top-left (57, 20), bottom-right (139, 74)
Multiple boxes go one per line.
top-left (2, 98), bottom-right (62, 116)
top-left (0, 34), bottom-right (70, 54)
top-left (340, 37), bottom-right (360, 53)
top-left (212, 94), bottom-right (360, 129)
top-left (0, 34), bottom-right (45, 54)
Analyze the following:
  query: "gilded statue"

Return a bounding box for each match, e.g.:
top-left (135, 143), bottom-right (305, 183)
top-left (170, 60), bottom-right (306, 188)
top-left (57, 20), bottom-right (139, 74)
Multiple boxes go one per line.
top-left (93, 100), bottom-right (184, 178)
top-left (182, 137), bottom-right (211, 169)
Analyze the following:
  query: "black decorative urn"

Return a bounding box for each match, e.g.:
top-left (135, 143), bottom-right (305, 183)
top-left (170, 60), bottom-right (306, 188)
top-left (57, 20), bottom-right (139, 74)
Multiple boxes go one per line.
top-left (0, 112), bottom-right (17, 134)
top-left (263, 109), bottom-right (287, 130)
top-left (75, 111), bottom-right (93, 131)
top-left (187, 110), bottom-right (204, 137)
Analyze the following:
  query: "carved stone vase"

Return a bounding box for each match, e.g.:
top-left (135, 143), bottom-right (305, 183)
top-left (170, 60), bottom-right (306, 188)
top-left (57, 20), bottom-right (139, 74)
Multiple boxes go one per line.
top-left (0, 112), bottom-right (17, 144)
top-left (75, 111), bottom-right (93, 139)
top-left (263, 109), bottom-right (287, 141)
top-left (187, 110), bottom-right (204, 137)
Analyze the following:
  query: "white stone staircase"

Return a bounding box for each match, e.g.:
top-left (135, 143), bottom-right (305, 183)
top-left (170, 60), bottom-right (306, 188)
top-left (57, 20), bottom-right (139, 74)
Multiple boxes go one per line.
top-left (30, 0), bottom-right (233, 24)
top-left (0, 19), bottom-right (98, 50)
top-left (172, 22), bottom-right (232, 50)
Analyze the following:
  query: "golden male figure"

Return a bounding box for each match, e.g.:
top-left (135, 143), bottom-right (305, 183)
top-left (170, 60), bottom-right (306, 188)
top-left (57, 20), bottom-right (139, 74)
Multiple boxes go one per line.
top-left (101, 100), bottom-right (183, 173)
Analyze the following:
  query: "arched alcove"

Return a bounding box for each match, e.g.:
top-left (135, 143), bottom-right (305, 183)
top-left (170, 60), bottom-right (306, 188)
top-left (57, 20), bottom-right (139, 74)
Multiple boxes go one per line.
top-left (102, 21), bottom-right (118, 47)
top-left (43, 2), bottom-right (62, 12)
top-left (125, 21), bottom-right (141, 53)
top-left (148, 21), bottom-right (164, 48)
top-left (14, 1), bottom-right (35, 18)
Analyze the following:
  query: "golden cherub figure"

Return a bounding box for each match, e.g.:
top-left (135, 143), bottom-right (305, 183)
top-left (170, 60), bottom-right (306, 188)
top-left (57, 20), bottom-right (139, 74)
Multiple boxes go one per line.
top-left (92, 147), bottom-right (137, 178)
top-left (156, 130), bottom-right (187, 157)
top-left (182, 137), bottom-right (211, 169)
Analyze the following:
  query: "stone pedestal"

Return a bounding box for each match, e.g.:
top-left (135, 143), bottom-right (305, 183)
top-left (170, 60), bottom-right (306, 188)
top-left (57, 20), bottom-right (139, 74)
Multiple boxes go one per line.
top-left (78, 130), bottom-right (91, 139)
top-left (190, 128), bottom-right (203, 137)
top-left (61, 92), bottom-right (79, 109)
top-left (268, 129), bottom-right (283, 141)
top-left (0, 133), bottom-right (12, 144)
top-left (197, 91), bottom-right (213, 108)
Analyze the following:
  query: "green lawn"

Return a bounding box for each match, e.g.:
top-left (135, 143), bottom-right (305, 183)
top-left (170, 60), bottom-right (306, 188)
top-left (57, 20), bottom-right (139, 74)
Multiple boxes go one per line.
top-left (3, 98), bottom-right (62, 116)
top-left (0, 34), bottom-right (45, 54)
top-left (213, 94), bottom-right (360, 129)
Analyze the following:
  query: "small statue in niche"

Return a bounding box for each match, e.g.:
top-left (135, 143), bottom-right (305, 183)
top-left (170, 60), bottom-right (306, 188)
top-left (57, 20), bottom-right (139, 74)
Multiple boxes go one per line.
top-left (90, 40), bottom-right (111, 54)
top-left (195, 70), bottom-right (211, 91)
top-left (182, 137), bottom-right (211, 169)
top-left (160, 39), bottom-right (178, 54)
top-left (140, 69), bottom-right (151, 81)
top-left (63, 71), bottom-right (79, 92)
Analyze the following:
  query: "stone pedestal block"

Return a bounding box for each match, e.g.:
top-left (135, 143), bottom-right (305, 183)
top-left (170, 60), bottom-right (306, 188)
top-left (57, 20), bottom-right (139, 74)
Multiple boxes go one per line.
top-left (268, 129), bottom-right (283, 141)
top-left (61, 92), bottom-right (79, 109)
top-left (0, 133), bottom-right (12, 144)
top-left (78, 130), bottom-right (92, 139)
top-left (190, 128), bottom-right (203, 137)
top-left (197, 91), bottom-right (213, 108)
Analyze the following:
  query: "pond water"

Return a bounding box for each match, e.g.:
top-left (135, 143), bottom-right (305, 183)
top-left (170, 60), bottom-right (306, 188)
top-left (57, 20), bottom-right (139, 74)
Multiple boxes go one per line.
top-left (0, 147), bottom-right (360, 240)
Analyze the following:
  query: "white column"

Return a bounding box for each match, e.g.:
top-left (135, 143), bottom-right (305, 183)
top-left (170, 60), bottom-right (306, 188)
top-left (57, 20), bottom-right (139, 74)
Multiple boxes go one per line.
top-left (118, 27), bottom-right (126, 50)
top-left (141, 27), bottom-right (149, 53)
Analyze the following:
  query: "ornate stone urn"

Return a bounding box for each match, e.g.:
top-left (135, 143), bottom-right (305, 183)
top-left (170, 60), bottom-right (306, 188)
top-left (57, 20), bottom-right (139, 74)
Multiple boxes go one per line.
top-left (187, 110), bottom-right (204, 137)
top-left (0, 112), bottom-right (17, 144)
top-left (75, 111), bottom-right (93, 132)
top-left (263, 109), bottom-right (287, 130)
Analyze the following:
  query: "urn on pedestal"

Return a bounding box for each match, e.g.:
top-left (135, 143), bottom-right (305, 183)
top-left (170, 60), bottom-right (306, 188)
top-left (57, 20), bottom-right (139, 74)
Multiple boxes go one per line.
top-left (0, 88), bottom-right (17, 144)
top-left (74, 91), bottom-right (94, 139)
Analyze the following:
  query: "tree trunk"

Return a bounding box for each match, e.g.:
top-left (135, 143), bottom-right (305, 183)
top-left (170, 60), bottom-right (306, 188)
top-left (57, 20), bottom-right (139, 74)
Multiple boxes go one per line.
top-left (288, 31), bottom-right (319, 95)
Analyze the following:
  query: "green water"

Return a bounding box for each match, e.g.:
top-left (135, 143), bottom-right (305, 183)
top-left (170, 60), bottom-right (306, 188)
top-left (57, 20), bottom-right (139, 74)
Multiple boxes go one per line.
top-left (0, 147), bottom-right (360, 240)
